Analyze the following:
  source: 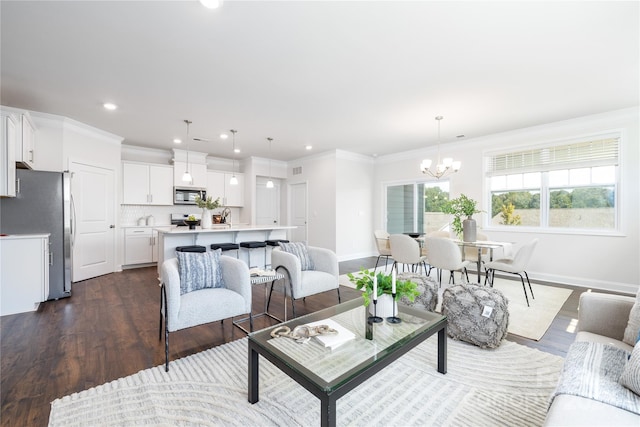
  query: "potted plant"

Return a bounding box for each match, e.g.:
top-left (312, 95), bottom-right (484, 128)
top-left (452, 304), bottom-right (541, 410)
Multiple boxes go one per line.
top-left (347, 268), bottom-right (420, 317)
top-left (194, 195), bottom-right (222, 229)
top-left (442, 194), bottom-right (481, 241)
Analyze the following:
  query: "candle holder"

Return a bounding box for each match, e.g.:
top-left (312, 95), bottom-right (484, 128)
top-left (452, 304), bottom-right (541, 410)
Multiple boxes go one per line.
top-left (386, 292), bottom-right (402, 324)
top-left (368, 299), bottom-right (383, 323)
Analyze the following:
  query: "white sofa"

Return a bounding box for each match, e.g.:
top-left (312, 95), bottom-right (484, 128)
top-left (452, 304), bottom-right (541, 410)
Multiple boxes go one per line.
top-left (545, 292), bottom-right (639, 426)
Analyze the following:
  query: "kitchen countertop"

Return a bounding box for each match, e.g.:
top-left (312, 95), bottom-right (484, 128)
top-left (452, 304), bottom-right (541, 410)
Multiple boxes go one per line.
top-left (157, 225), bottom-right (295, 234)
top-left (0, 233), bottom-right (51, 240)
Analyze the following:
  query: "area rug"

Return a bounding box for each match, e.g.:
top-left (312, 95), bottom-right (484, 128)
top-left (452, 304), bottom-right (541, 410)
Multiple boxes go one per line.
top-left (339, 272), bottom-right (572, 341)
top-left (49, 336), bottom-right (563, 426)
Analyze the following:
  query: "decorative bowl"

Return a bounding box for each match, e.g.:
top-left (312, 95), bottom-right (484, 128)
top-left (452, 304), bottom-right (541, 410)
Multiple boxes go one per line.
top-left (183, 220), bottom-right (199, 230)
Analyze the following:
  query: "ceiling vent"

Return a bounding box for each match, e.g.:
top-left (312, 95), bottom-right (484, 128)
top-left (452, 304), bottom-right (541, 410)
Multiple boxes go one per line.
top-left (292, 166), bottom-right (303, 175)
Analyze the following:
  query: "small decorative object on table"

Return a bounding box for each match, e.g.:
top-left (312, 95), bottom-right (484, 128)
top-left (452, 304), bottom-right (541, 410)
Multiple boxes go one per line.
top-left (347, 267), bottom-right (419, 325)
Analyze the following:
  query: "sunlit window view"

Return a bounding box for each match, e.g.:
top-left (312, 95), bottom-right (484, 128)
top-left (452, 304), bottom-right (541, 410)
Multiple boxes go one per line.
top-left (386, 181), bottom-right (450, 234)
top-left (487, 137), bottom-right (618, 231)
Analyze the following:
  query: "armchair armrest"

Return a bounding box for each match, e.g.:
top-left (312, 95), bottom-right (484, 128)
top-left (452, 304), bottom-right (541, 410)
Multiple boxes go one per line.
top-left (220, 256), bottom-right (252, 313)
top-left (161, 258), bottom-right (181, 327)
top-left (577, 292), bottom-right (635, 341)
top-left (308, 246), bottom-right (339, 278)
top-left (271, 248), bottom-right (302, 296)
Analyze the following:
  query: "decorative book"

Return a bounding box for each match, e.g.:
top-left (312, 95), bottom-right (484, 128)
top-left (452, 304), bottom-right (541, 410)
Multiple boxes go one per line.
top-left (305, 318), bottom-right (356, 350)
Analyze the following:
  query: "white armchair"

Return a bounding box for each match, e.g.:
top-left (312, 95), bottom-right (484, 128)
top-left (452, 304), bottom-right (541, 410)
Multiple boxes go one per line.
top-left (159, 255), bottom-right (252, 371)
top-left (269, 245), bottom-right (340, 319)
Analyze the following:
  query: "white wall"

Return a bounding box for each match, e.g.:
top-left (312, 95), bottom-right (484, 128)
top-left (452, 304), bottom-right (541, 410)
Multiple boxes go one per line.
top-left (374, 107), bottom-right (639, 293)
top-left (287, 152), bottom-right (337, 250)
top-left (336, 150), bottom-right (375, 261)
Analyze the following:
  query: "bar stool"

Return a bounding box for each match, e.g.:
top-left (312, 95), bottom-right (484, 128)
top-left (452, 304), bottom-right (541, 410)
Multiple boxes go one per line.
top-left (265, 239), bottom-right (290, 268)
top-left (239, 241), bottom-right (267, 268)
top-left (210, 243), bottom-right (240, 258)
top-left (175, 245), bottom-right (206, 253)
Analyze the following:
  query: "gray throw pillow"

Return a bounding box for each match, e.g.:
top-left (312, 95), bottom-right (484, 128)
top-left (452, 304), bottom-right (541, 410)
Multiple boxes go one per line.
top-left (176, 249), bottom-right (224, 294)
top-left (278, 242), bottom-right (315, 271)
top-left (620, 341), bottom-right (640, 396)
top-left (623, 290), bottom-right (640, 346)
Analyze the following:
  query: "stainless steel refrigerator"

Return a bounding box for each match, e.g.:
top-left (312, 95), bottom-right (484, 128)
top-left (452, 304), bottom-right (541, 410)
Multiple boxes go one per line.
top-left (0, 169), bottom-right (72, 299)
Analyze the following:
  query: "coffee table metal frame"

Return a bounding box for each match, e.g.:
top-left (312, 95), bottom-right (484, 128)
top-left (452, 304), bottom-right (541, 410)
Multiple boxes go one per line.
top-left (233, 272), bottom-right (285, 333)
top-left (248, 298), bottom-right (447, 427)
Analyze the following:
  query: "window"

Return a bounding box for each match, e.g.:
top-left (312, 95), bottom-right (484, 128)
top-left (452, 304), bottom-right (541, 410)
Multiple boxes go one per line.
top-left (486, 135), bottom-right (619, 231)
top-left (386, 181), bottom-right (450, 234)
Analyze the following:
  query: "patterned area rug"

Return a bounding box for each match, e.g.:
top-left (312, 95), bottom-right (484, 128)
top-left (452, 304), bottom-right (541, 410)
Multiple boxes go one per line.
top-left (49, 336), bottom-right (563, 426)
top-left (339, 271), bottom-right (572, 341)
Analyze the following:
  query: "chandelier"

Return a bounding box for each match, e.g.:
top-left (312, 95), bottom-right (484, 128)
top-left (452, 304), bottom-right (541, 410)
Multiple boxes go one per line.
top-left (420, 116), bottom-right (461, 179)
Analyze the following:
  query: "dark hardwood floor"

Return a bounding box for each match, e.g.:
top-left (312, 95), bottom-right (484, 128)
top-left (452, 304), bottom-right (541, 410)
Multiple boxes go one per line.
top-left (0, 256), bottom-right (598, 427)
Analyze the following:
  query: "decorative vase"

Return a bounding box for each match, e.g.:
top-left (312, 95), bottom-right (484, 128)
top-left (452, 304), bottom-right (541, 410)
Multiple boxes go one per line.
top-left (201, 209), bottom-right (212, 229)
top-left (369, 293), bottom-right (398, 318)
top-left (463, 216), bottom-right (477, 242)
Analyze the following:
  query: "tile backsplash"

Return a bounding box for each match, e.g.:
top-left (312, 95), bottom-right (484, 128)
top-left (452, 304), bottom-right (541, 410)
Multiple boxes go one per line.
top-left (120, 205), bottom-right (240, 226)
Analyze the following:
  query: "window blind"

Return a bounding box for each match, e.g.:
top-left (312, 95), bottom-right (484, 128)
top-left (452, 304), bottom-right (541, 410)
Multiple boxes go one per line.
top-left (487, 136), bottom-right (619, 176)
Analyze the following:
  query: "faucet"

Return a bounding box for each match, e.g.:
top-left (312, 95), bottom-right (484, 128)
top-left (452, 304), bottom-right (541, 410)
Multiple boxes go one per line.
top-left (221, 207), bottom-right (232, 227)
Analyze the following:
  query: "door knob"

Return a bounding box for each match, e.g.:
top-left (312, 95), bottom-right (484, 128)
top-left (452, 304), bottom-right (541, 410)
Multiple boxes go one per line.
top-left (109, 225), bottom-right (115, 229)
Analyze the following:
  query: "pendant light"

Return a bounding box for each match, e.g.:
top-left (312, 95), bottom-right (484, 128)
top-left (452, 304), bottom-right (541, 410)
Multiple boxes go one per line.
top-left (266, 137), bottom-right (274, 189)
top-left (182, 120), bottom-right (193, 183)
top-left (420, 116), bottom-right (461, 179)
top-left (229, 129), bottom-right (238, 185)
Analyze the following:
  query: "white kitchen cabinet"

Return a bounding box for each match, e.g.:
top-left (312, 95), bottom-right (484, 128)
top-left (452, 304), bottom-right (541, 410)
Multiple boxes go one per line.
top-left (173, 161), bottom-right (207, 189)
top-left (0, 234), bottom-right (49, 316)
top-left (122, 162), bottom-right (173, 205)
top-left (0, 112), bottom-right (17, 197)
top-left (124, 228), bottom-right (153, 265)
top-left (15, 112), bottom-right (35, 169)
top-left (207, 171), bottom-right (244, 207)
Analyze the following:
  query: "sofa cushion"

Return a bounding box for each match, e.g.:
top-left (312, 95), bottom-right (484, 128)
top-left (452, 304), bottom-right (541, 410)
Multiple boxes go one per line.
top-left (576, 331), bottom-right (634, 353)
top-left (176, 249), bottom-right (224, 294)
top-left (620, 341), bottom-right (640, 396)
top-left (545, 394), bottom-right (640, 426)
top-left (278, 241), bottom-right (315, 271)
top-left (623, 290), bottom-right (640, 346)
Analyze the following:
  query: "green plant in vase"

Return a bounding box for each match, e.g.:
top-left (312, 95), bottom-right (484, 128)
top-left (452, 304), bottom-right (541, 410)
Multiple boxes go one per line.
top-left (347, 268), bottom-right (420, 307)
top-left (442, 193), bottom-right (481, 238)
top-left (194, 195), bottom-right (222, 210)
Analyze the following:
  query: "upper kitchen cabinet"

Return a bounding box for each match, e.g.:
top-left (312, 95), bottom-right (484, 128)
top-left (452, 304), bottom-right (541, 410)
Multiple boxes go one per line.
top-left (172, 149), bottom-right (208, 189)
top-left (173, 161), bottom-right (207, 189)
top-left (122, 161), bottom-right (173, 205)
top-left (15, 112), bottom-right (36, 169)
top-left (207, 171), bottom-right (244, 207)
top-left (0, 112), bottom-right (17, 197)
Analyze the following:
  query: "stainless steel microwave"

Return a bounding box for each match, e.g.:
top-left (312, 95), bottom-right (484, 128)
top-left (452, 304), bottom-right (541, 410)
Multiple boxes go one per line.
top-left (174, 187), bottom-right (206, 205)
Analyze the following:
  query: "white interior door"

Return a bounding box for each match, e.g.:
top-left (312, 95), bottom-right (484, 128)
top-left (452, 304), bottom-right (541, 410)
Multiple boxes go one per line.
top-left (70, 161), bottom-right (115, 282)
top-left (256, 178), bottom-right (280, 226)
top-left (290, 182), bottom-right (308, 243)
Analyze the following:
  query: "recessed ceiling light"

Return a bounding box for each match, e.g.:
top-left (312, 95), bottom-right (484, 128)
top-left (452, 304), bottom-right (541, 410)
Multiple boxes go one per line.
top-left (234, 148), bottom-right (241, 153)
top-left (305, 145), bottom-right (313, 150)
top-left (173, 138), bottom-right (182, 144)
top-left (103, 102), bottom-right (117, 110)
top-left (220, 133), bottom-right (228, 140)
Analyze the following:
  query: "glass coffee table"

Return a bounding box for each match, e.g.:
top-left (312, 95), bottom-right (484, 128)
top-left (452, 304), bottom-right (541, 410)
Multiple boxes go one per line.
top-left (248, 298), bottom-right (447, 427)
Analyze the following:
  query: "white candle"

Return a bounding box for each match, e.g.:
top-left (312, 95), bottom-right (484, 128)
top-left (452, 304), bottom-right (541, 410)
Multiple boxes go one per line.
top-left (373, 275), bottom-right (377, 301)
top-left (392, 268), bottom-right (396, 294)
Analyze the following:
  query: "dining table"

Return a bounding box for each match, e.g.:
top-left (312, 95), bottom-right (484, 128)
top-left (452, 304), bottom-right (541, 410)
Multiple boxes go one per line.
top-left (452, 240), bottom-right (513, 283)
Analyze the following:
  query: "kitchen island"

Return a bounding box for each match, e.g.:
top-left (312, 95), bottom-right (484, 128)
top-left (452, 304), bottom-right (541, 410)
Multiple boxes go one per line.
top-left (156, 225), bottom-right (295, 274)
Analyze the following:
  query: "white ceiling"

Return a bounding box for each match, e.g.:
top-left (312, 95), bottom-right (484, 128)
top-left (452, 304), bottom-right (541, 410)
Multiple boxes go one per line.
top-left (1, 1), bottom-right (638, 162)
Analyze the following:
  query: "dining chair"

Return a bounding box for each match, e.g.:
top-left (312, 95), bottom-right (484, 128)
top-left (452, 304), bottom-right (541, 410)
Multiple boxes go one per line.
top-left (373, 230), bottom-right (393, 272)
top-left (389, 234), bottom-right (429, 274)
top-left (484, 238), bottom-right (538, 307)
top-left (424, 237), bottom-right (472, 287)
